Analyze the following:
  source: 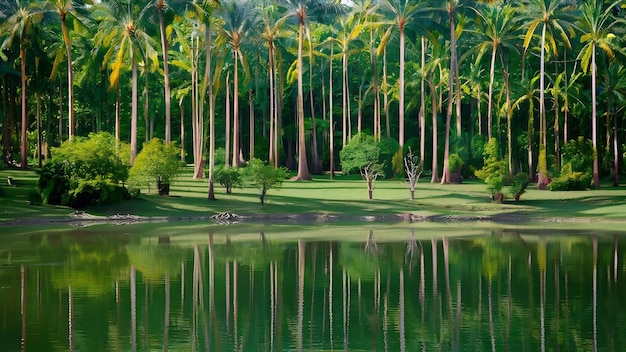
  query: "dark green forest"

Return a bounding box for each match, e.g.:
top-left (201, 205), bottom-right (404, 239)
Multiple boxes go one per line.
top-left (1, 0), bottom-right (626, 189)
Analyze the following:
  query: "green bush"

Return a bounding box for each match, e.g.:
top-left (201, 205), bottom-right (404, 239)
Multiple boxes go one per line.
top-left (448, 153), bottom-right (464, 173)
top-left (377, 138), bottom-right (399, 177)
top-left (38, 132), bottom-right (129, 207)
top-left (244, 158), bottom-right (289, 207)
top-left (507, 172), bottom-right (530, 201)
top-left (128, 138), bottom-right (185, 196)
top-left (214, 166), bottom-right (243, 194)
top-left (340, 133), bottom-right (382, 175)
top-left (475, 138), bottom-right (509, 202)
top-left (549, 163), bottom-right (593, 191)
top-left (549, 138), bottom-right (593, 191)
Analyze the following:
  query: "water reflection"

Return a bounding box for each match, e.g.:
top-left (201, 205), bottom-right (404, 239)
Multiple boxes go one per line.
top-left (1, 226), bottom-right (626, 351)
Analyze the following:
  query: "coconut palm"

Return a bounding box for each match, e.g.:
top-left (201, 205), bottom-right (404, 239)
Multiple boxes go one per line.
top-left (220, 0), bottom-right (259, 168)
top-left (1, 0), bottom-right (43, 169)
top-left (146, 0), bottom-right (188, 145)
top-left (518, 0), bottom-right (576, 185)
top-left (93, 0), bottom-right (157, 165)
top-left (44, 0), bottom-right (90, 141)
top-left (469, 3), bottom-right (518, 141)
top-left (576, 0), bottom-right (625, 188)
top-left (260, 3), bottom-right (287, 168)
top-left (382, 0), bottom-right (428, 149)
top-left (278, 0), bottom-right (346, 181)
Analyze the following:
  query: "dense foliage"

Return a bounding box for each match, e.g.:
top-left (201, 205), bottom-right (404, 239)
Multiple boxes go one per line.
top-left (38, 132), bottom-right (130, 208)
top-left (475, 138), bottom-right (508, 202)
top-left (128, 138), bottom-right (185, 196)
top-left (1, 0), bottom-right (626, 193)
top-left (549, 137), bottom-right (595, 191)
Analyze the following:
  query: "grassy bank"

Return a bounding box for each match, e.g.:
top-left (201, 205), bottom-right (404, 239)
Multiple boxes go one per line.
top-left (1, 167), bottom-right (626, 226)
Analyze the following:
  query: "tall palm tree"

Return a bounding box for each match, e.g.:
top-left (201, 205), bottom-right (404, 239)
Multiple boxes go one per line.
top-left (470, 3), bottom-right (518, 141)
top-left (1, 0), bottom-right (43, 169)
top-left (260, 3), bottom-right (287, 168)
top-left (440, 0), bottom-right (463, 184)
top-left (220, 0), bottom-right (258, 168)
top-left (383, 0), bottom-right (426, 149)
top-left (146, 0), bottom-right (188, 145)
top-left (576, 0), bottom-right (624, 189)
top-left (94, 0), bottom-right (156, 165)
top-left (44, 0), bottom-right (89, 141)
top-left (191, 0), bottom-right (220, 199)
top-left (518, 0), bottom-right (575, 185)
top-left (278, 0), bottom-right (345, 181)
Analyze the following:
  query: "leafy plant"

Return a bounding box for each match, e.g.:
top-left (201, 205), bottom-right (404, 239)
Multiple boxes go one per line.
top-left (549, 137), bottom-right (594, 191)
top-left (38, 132), bottom-right (130, 208)
top-left (129, 138), bottom-right (185, 196)
top-left (244, 158), bottom-right (289, 207)
top-left (214, 166), bottom-right (243, 194)
top-left (507, 172), bottom-right (530, 201)
top-left (475, 138), bottom-right (509, 202)
top-left (340, 133), bottom-right (385, 199)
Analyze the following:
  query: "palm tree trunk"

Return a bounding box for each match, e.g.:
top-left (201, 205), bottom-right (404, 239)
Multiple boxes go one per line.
top-left (130, 55), bottom-right (138, 165)
top-left (342, 50), bottom-right (348, 147)
top-left (232, 51), bottom-right (241, 168)
top-left (20, 48), bottom-right (27, 169)
top-left (591, 45), bottom-right (600, 188)
top-left (158, 5), bottom-right (172, 144)
top-left (295, 18), bottom-right (310, 180)
top-left (487, 45), bottom-right (497, 140)
top-left (430, 75), bottom-right (439, 183)
top-left (225, 73), bottom-right (231, 169)
top-left (329, 45), bottom-right (335, 179)
top-left (60, 16), bottom-right (74, 141)
top-left (207, 23), bottom-right (216, 200)
top-left (399, 26), bottom-right (405, 148)
top-left (419, 37), bottom-right (426, 166)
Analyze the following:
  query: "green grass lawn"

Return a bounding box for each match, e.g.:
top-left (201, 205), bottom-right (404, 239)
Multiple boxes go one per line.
top-left (1, 166), bottom-right (626, 225)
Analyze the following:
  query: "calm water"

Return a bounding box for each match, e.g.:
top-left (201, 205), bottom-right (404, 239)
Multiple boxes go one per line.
top-left (1, 223), bottom-right (625, 351)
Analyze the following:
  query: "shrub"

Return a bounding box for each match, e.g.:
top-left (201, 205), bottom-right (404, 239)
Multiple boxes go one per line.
top-left (507, 172), bottom-right (530, 201)
top-left (244, 158), bottom-right (289, 207)
top-left (377, 138), bottom-right (400, 177)
top-left (549, 137), bottom-right (593, 191)
top-left (128, 138), bottom-right (185, 196)
top-left (475, 138), bottom-right (509, 202)
top-left (38, 132), bottom-right (129, 207)
top-left (214, 166), bottom-right (243, 194)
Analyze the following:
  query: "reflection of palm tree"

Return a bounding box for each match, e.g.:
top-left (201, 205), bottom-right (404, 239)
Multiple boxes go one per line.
top-left (365, 230), bottom-right (377, 253)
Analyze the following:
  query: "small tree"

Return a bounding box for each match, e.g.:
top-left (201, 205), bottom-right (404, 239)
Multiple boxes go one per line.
top-left (403, 148), bottom-right (423, 200)
top-left (340, 133), bottom-right (385, 200)
top-left (129, 138), bottom-right (185, 196)
top-left (244, 158), bottom-right (289, 207)
top-left (214, 166), bottom-right (243, 194)
top-left (475, 138), bottom-right (508, 203)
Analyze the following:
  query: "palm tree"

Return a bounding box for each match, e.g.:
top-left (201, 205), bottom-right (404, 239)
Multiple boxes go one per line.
top-left (260, 4), bottom-right (287, 168)
top-left (94, 0), bottom-right (156, 165)
top-left (147, 0), bottom-right (182, 145)
top-left (278, 0), bottom-right (345, 181)
top-left (576, 0), bottom-right (624, 189)
top-left (440, 0), bottom-right (463, 184)
top-left (383, 0), bottom-right (426, 149)
top-left (470, 3), bottom-right (518, 141)
top-left (220, 0), bottom-right (258, 168)
top-left (44, 0), bottom-right (88, 141)
top-left (518, 0), bottom-right (575, 185)
top-left (191, 0), bottom-right (220, 199)
top-left (2, 1), bottom-right (44, 169)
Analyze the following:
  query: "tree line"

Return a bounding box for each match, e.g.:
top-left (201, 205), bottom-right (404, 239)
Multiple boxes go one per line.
top-left (1, 0), bottom-right (626, 197)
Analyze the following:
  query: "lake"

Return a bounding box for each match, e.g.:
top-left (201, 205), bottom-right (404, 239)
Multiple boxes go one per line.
top-left (1, 222), bottom-right (625, 351)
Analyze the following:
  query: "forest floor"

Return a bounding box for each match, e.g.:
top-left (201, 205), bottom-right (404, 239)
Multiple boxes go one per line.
top-left (1, 167), bottom-right (626, 228)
